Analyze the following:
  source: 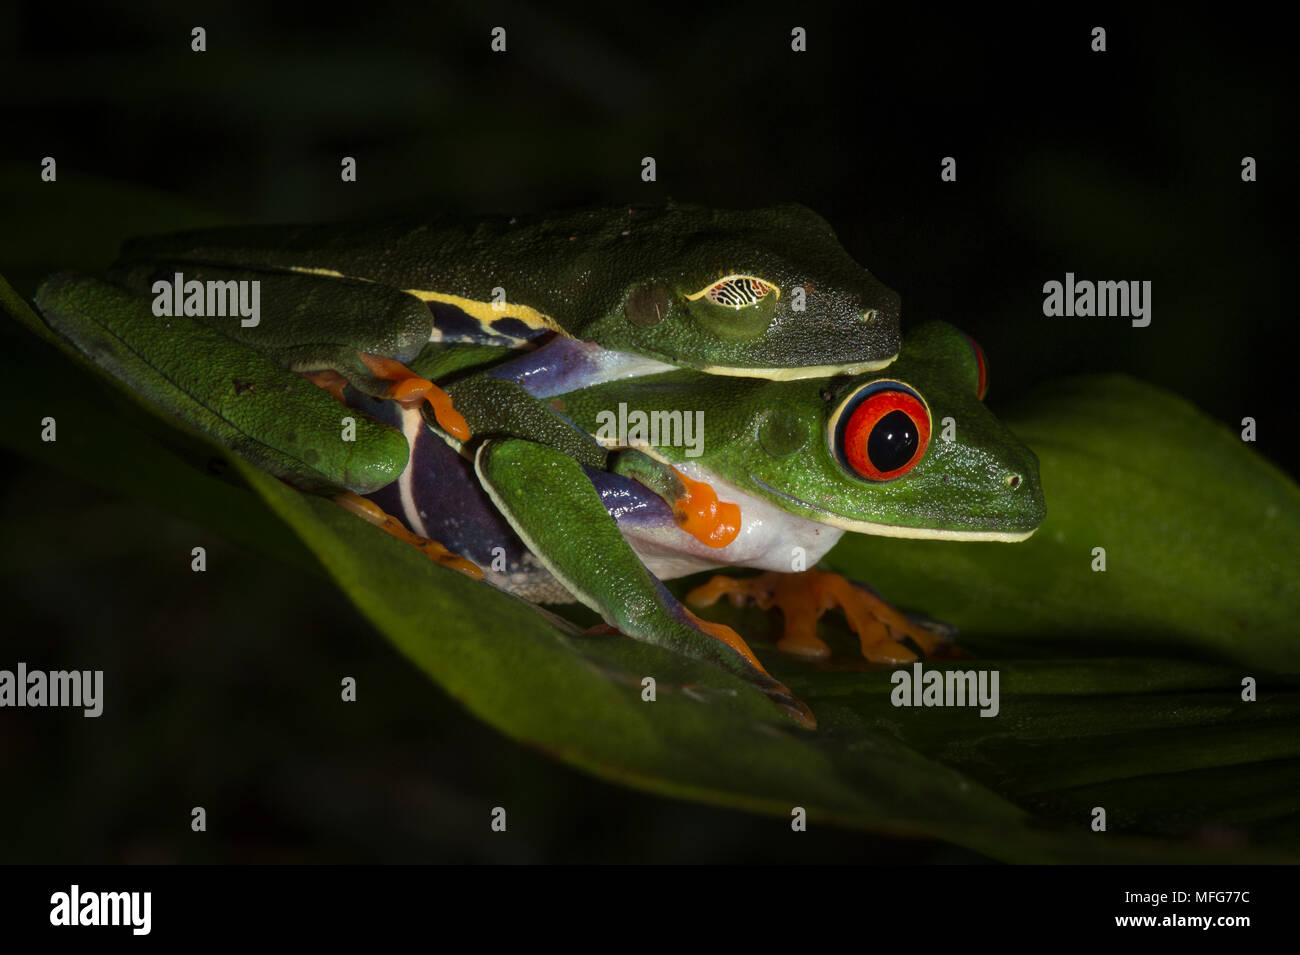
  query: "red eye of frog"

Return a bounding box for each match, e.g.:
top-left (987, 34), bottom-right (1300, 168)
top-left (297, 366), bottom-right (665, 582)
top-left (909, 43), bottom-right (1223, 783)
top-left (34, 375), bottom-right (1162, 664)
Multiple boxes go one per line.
top-left (834, 382), bottom-right (931, 481)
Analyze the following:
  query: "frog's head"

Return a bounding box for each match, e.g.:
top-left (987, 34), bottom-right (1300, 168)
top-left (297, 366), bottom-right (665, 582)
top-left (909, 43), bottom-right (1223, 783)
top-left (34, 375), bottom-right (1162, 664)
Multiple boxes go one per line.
top-left (584, 203), bottom-right (901, 379)
top-left (730, 321), bottom-right (1045, 539)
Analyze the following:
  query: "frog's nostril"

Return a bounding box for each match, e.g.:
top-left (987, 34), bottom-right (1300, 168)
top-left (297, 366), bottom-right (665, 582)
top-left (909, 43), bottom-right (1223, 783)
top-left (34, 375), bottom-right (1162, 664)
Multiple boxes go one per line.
top-left (860, 309), bottom-right (877, 325)
top-left (1006, 473), bottom-right (1022, 489)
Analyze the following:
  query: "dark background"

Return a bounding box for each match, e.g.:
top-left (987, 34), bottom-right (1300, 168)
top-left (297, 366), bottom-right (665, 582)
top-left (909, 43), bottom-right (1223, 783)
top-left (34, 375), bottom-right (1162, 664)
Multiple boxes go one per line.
top-left (0, 3), bottom-right (1290, 862)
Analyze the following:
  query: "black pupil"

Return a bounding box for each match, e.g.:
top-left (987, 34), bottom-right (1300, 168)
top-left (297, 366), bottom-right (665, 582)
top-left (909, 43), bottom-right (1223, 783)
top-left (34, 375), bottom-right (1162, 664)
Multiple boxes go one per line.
top-left (868, 409), bottom-right (918, 472)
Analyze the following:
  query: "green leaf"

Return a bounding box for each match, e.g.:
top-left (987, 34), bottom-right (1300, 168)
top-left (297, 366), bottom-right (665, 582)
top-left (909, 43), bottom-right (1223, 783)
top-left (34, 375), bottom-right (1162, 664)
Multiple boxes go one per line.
top-left (4, 273), bottom-right (1298, 864)
top-left (222, 459), bottom-right (1300, 863)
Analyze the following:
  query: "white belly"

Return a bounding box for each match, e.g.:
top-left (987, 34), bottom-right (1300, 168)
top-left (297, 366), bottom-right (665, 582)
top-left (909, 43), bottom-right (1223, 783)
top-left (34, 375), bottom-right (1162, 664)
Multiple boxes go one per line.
top-left (620, 462), bottom-right (845, 581)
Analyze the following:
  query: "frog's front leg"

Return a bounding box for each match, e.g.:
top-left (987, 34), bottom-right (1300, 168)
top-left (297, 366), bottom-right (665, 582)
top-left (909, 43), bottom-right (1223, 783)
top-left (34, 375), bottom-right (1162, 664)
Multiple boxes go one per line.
top-left (448, 368), bottom-right (744, 550)
top-left (608, 450), bottom-right (741, 549)
top-left (447, 373), bottom-right (610, 469)
top-left (687, 569), bottom-right (954, 663)
top-left (474, 437), bottom-right (815, 728)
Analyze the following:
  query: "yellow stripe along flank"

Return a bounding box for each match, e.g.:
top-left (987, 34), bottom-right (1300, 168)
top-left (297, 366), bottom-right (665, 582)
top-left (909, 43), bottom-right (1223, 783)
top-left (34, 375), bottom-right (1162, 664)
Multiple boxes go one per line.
top-left (403, 289), bottom-right (565, 335)
top-left (284, 265), bottom-right (565, 336)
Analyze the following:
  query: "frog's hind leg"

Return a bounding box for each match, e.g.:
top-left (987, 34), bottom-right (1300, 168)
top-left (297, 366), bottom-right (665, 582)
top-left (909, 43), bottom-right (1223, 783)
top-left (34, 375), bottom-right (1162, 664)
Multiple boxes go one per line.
top-left (334, 491), bottom-right (483, 580)
top-left (113, 263), bottom-right (473, 441)
top-left (307, 377), bottom-right (484, 580)
top-left (475, 437), bottom-right (815, 729)
top-left (687, 569), bottom-right (954, 663)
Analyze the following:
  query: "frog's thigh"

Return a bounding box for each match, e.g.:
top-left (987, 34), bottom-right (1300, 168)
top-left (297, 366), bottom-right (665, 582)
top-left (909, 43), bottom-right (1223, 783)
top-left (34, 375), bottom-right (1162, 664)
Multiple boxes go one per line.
top-left (36, 272), bottom-right (410, 496)
top-left (121, 264), bottom-right (476, 438)
top-left (473, 437), bottom-right (813, 727)
top-left (113, 262), bottom-right (435, 386)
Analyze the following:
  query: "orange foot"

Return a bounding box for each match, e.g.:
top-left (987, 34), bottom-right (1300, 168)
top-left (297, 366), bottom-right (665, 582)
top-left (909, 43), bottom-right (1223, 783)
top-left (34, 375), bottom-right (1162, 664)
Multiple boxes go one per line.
top-left (358, 352), bottom-right (471, 441)
top-left (335, 491), bottom-right (483, 580)
top-left (686, 568), bottom-right (949, 663)
top-left (302, 369), bottom-right (350, 404)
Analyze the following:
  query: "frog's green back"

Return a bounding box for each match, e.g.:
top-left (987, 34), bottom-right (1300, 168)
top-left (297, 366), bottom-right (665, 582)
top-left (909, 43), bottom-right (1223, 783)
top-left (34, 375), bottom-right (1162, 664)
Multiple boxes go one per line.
top-left (116, 202), bottom-right (901, 378)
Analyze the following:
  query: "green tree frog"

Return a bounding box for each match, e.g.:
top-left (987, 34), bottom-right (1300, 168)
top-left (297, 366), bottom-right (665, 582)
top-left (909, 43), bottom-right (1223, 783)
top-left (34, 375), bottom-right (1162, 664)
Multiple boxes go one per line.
top-left (32, 264), bottom-right (1044, 728)
top-left (112, 202), bottom-right (902, 377)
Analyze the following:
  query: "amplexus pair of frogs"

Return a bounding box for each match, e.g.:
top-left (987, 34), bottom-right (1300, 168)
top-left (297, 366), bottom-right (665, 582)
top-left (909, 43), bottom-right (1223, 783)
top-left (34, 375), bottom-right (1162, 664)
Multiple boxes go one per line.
top-left (33, 203), bottom-right (1045, 728)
